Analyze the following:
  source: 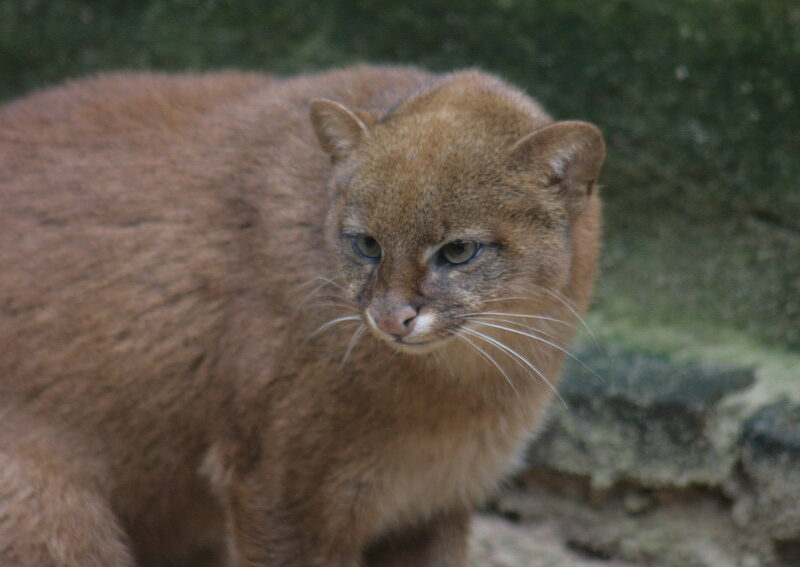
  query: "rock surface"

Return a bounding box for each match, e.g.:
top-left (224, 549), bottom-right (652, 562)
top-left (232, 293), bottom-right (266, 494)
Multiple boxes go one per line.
top-left (739, 402), bottom-right (800, 548)
top-left (501, 346), bottom-right (800, 567)
top-left (470, 513), bottom-right (635, 567)
top-left (528, 346), bottom-right (756, 488)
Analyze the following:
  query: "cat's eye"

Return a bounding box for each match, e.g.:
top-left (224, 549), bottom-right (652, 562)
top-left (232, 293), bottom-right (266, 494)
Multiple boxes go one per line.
top-left (439, 240), bottom-right (482, 266)
top-left (352, 235), bottom-right (382, 261)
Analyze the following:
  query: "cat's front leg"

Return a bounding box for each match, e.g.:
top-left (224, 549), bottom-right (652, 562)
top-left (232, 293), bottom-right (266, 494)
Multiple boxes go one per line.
top-left (228, 516), bottom-right (363, 567)
top-left (363, 508), bottom-right (471, 567)
top-left (224, 477), bottom-right (364, 567)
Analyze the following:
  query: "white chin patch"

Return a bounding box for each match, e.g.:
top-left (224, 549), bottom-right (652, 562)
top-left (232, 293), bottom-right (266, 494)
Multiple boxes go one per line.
top-left (411, 312), bottom-right (435, 337)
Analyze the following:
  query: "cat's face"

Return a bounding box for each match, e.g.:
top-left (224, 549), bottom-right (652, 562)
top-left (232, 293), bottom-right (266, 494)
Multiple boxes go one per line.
top-left (311, 88), bottom-right (604, 354)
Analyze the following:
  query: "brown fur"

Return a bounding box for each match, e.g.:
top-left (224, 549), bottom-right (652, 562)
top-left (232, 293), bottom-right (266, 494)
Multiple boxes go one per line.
top-left (0, 65), bottom-right (604, 566)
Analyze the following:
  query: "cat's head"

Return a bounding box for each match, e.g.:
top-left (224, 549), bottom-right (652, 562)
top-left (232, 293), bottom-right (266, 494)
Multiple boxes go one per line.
top-left (310, 72), bottom-right (604, 354)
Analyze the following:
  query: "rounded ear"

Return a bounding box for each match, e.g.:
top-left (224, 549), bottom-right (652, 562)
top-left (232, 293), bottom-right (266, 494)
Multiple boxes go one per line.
top-left (509, 120), bottom-right (605, 217)
top-left (309, 99), bottom-right (371, 162)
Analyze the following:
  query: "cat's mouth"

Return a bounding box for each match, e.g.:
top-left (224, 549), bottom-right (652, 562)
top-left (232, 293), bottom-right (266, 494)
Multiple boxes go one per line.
top-left (386, 335), bottom-right (451, 354)
top-left (364, 312), bottom-right (461, 354)
top-left (368, 330), bottom-right (446, 353)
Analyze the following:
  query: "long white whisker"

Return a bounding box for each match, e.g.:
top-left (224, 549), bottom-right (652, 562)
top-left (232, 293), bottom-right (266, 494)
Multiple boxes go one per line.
top-left (463, 316), bottom-right (559, 338)
top-left (469, 320), bottom-right (602, 382)
top-left (536, 286), bottom-right (597, 345)
top-left (341, 324), bottom-right (367, 366)
top-left (294, 281), bottom-right (332, 313)
top-left (460, 311), bottom-right (574, 328)
top-left (305, 314), bottom-right (361, 343)
top-left (462, 327), bottom-right (566, 408)
top-left (309, 276), bottom-right (347, 292)
top-left (295, 276), bottom-right (350, 312)
top-left (482, 296), bottom-right (537, 304)
top-left (434, 351), bottom-right (458, 381)
top-left (480, 291), bottom-right (597, 346)
top-left (305, 292), bottom-right (352, 302)
top-left (296, 286), bottom-right (348, 314)
top-left (307, 301), bottom-right (360, 312)
top-left (456, 334), bottom-right (523, 407)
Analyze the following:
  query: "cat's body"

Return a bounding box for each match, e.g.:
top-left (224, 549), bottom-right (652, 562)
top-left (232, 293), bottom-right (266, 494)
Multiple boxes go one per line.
top-left (0, 66), bottom-right (603, 566)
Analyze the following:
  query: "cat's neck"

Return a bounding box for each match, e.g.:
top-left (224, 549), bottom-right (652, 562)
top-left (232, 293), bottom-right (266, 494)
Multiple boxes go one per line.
top-left (398, 333), bottom-right (563, 418)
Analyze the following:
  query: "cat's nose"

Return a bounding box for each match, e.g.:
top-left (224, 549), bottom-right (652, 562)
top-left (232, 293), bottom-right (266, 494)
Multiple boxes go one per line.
top-left (370, 305), bottom-right (418, 337)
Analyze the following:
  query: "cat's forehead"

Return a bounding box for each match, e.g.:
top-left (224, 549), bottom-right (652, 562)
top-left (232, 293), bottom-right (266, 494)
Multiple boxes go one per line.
top-left (341, 201), bottom-right (495, 241)
top-left (338, 175), bottom-right (505, 249)
top-left (348, 122), bottom-right (507, 210)
top-left (333, 109), bottom-right (547, 243)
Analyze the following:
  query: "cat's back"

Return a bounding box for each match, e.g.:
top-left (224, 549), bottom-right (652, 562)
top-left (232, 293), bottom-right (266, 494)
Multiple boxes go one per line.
top-left (0, 70), bottom-right (278, 251)
top-left (0, 65), bottom-right (432, 222)
top-left (0, 71), bottom-right (273, 149)
top-left (0, 71), bottom-right (276, 398)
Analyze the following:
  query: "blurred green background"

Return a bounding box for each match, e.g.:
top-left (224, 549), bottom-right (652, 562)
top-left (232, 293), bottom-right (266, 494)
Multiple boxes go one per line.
top-left (2, 0), bottom-right (798, 377)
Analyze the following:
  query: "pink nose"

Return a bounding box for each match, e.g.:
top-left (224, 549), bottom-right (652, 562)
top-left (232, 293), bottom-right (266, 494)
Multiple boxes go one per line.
top-left (370, 305), bottom-right (418, 337)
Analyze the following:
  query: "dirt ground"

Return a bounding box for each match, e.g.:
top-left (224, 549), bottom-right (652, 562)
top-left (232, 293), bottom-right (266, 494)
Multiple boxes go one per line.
top-left (471, 514), bottom-right (635, 567)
